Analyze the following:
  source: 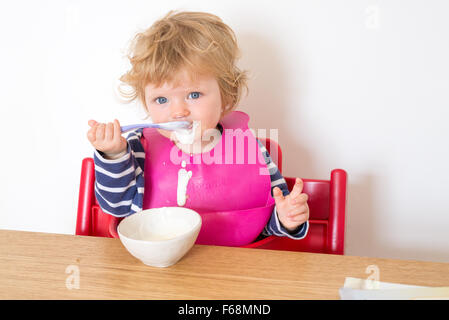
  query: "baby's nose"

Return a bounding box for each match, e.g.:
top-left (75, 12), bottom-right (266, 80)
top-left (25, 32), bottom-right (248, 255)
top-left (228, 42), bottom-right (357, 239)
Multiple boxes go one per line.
top-left (170, 101), bottom-right (190, 119)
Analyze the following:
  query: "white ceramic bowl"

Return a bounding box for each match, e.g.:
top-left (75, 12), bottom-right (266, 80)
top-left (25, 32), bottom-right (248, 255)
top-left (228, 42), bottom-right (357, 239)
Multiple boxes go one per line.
top-left (117, 207), bottom-right (202, 267)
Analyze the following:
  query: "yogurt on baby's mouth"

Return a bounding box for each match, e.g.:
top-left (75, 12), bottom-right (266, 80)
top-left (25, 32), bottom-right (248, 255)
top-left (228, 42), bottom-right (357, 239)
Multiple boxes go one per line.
top-left (174, 121), bottom-right (199, 145)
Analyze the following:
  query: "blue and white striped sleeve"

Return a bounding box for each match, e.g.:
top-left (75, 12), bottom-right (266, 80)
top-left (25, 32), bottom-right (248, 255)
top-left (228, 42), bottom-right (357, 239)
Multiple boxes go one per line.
top-left (257, 140), bottom-right (309, 240)
top-left (93, 129), bottom-right (145, 217)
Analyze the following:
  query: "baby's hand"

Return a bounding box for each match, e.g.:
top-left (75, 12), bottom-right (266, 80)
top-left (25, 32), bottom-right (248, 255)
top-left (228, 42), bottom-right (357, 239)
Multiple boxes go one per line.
top-left (273, 178), bottom-right (310, 232)
top-left (87, 119), bottom-right (127, 158)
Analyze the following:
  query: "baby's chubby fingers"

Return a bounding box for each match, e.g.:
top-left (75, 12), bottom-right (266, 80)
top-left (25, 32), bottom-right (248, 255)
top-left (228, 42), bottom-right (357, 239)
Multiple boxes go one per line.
top-left (290, 213), bottom-right (309, 225)
top-left (287, 203), bottom-right (308, 217)
top-left (112, 119), bottom-right (127, 149)
top-left (96, 123), bottom-right (106, 141)
top-left (289, 178), bottom-right (303, 198)
top-left (289, 178), bottom-right (307, 205)
top-left (290, 193), bottom-right (308, 206)
top-left (272, 187), bottom-right (286, 206)
top-left (287, 202), bottom-right (309, 221)
top-left (86, 119), bottom-right (127, 156)
top-left (113, 119), bottom-right (122, 139)
top-left (105, 122), bottom-right (114, 141)
top-left (113, 119), bottom-right (126, 146)
top-left (87, 120), bottom-right (99, 142)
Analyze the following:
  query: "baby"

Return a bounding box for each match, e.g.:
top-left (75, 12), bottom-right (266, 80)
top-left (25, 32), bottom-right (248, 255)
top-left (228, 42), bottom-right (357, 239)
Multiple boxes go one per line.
top-left (87, 11), bottom-right (309, 243)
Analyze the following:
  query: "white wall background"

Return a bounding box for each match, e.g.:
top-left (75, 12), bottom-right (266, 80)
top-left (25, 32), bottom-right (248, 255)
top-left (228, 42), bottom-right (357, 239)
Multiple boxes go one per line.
top-left (1, 0), bottom-right (448, 263)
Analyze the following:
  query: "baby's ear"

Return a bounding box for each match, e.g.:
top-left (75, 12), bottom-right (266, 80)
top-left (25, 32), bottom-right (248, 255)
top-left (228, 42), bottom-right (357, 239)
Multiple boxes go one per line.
top-left (221, 104), bottom-right (232, 117)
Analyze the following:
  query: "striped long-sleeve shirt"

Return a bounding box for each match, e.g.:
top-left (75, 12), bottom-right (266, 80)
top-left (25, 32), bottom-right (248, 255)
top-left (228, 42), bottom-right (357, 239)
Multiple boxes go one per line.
top-left (94, 128), bottom-right (308, 240)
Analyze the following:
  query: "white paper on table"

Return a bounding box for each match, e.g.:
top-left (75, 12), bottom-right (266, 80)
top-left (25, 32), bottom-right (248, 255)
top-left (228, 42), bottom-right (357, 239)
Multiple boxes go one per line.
top-left (339, 277), bottom-right (449, 300)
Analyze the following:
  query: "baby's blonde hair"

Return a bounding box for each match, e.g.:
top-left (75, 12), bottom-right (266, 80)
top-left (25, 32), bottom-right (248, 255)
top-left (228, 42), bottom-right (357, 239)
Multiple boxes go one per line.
top-left (119, 11), bottom-right (248, 115)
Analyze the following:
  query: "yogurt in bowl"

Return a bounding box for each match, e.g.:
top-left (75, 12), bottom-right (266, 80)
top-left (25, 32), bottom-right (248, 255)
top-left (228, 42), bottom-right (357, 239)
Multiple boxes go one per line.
top-left (117, 207), bottom-right (202, 267)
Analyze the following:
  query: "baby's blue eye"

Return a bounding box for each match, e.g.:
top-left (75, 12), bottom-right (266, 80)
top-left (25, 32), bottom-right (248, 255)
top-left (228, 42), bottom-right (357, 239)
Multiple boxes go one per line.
top-left (155, 97), bottom-right (168, 104)
top-left (188, 92), bottom-right (201, 99)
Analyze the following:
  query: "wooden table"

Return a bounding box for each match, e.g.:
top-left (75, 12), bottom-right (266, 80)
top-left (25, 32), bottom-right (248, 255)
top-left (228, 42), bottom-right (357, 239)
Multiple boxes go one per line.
top-left (1, 229), bottom-right (448, 300)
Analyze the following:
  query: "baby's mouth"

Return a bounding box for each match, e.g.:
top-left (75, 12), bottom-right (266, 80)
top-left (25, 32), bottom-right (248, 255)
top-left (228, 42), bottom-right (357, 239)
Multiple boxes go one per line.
top-left (173, 121), bottom-right (200, 145)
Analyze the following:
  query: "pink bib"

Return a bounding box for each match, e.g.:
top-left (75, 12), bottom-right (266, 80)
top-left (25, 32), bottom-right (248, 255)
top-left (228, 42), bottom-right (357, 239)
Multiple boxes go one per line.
top-left (142, 111), bottom-right (275, 246)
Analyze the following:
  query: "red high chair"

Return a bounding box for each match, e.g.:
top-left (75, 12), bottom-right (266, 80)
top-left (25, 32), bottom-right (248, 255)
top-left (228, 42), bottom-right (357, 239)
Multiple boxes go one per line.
top-left (76, 139), bottom-right (347, 255)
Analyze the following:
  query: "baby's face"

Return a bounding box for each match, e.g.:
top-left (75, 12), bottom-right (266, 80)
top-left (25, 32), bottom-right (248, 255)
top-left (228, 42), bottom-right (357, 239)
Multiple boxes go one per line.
top-left (144, 69), bottom-right (225, 145)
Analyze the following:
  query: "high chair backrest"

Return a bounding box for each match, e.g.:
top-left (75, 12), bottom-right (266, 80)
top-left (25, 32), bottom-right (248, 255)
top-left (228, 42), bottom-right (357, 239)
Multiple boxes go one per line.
top-left (76, 138), bottom-right (347, 254)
